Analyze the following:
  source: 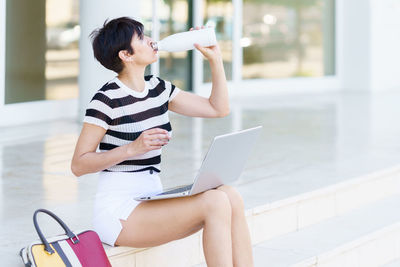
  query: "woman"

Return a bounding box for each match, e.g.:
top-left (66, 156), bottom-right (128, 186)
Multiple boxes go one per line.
top-left (71, 17), bottom-right (254, 267)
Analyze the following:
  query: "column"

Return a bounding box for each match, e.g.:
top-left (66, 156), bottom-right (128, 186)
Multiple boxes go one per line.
top-left (341, 0), bottom-right (400, 91)
top-left (369, 0), bottom-right (400, 91)
top-left (78, 0), bottom-right (141, 121)
top-left (340, 0), bottom-right (371, 90)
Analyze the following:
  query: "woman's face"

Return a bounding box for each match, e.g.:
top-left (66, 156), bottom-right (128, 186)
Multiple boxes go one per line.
top-left (129, 33), bottom-right (158, 66)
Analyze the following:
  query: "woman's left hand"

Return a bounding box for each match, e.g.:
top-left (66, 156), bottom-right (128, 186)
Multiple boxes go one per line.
top-left (190, 26), bottom-right (222, 63)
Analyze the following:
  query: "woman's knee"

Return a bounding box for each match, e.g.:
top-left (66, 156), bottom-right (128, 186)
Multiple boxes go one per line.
top-left (217, 185), bottom-right (245, 214)
top-left (199, 189), bottom-right (232, 219)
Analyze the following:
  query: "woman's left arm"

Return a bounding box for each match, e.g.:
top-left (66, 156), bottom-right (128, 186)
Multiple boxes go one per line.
top-left (168, 26), bottom-right (230, 118)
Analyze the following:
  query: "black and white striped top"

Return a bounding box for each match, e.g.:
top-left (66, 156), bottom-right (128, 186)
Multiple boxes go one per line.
top-left (83, 75), bottom-right (181, 173)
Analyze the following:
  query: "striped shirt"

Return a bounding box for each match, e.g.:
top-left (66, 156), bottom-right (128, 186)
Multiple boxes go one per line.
top-left (83, 75), bottom-right (181, 173)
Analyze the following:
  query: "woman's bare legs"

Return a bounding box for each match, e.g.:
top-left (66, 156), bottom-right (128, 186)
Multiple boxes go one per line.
top-left (217, 185), bottom-right (254, 267)
top-left (115, 189), bottom-right (233, 267)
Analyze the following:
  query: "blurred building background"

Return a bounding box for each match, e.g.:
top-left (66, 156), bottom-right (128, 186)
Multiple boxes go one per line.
top-left (1, 2), bottom-right (400, 265)
top-left (0, 0), bottom-right (399, 126)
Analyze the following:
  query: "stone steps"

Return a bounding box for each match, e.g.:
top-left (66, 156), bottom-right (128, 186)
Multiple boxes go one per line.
top-left (194, 194), bottom-right (400, 267)
top-left (105, 166), bottom-right (400, 266)
top-left (383, 258), bottom-right (400, 267)
top-left (251, 193), bottom-right (400, 267)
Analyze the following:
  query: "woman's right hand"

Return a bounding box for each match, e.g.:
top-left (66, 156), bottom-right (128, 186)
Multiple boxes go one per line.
top-left (127, 128), bottom-right (171, 156)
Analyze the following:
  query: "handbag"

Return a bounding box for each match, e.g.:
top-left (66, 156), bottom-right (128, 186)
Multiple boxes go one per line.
top-left (19, 208), bottom-right (112, 267)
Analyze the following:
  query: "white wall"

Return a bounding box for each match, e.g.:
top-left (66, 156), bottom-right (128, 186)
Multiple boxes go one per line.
top-left (78, 0), bottom-right (141, 121)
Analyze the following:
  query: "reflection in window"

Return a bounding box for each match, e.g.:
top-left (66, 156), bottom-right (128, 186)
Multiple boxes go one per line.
top-left (158, 0), bottom-right (192, 91)
top-left (242, 0), bottom-right (335, 79)
top-left (5, 0), bottom-right (79, 104)
top-left (45, 0), bottom-right (79, 100)
top-left (203, 0), bottom-right (233, 82)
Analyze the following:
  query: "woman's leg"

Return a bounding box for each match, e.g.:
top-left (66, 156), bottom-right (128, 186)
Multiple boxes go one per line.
top-left (115, 189), bottom-right (233, 267)
top-left (217, 185), bottom-right (254, 267)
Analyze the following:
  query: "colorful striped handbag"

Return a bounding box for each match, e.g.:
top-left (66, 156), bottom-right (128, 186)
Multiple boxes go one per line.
top-left (19, 209), bottom-right (112, 267)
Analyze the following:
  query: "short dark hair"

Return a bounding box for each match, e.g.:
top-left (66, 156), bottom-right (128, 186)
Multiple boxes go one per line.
top-left (90, 17), bottom-right (144, 73)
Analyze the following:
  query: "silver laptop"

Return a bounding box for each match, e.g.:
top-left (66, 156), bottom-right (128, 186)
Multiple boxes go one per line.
top-left (134, 126), bottom-right (262, 201)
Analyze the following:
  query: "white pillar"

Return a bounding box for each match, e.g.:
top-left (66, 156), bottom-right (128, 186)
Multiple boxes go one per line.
top-left (341, 0), bottom-right (400, 91)
top-left (78, 0), bottom-right (142, 121)
top-left (340, 0), bottom-right (371, 91)
top-left (150, 0), bottom-right (160, 77)
top-left (232, 0), bottom-right (242, 83)
top-left (192, 0), bottom-right (204, 94)
top-left (370, 0), bottom-right (400, 91)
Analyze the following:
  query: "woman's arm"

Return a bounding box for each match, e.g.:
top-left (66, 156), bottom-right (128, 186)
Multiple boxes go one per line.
top-left (168, 26), bottom-right (230, 118)
top-left (71, 123), bottom-right (170, 177)
top-left (207, 49), bottom-right (230, 117)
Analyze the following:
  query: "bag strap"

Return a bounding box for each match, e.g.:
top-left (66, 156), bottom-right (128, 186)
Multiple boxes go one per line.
top-left (19, 247), bottom-right (32, 267)
top-left (33, 209), bottom-right (80, 255)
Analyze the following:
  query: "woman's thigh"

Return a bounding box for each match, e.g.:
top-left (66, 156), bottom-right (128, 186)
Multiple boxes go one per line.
top-left (115, 192), bottom-right (209, 247)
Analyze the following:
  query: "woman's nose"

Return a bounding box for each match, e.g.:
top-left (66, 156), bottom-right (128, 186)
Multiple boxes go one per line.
top-left (145, 36), bottom-right (153, 45)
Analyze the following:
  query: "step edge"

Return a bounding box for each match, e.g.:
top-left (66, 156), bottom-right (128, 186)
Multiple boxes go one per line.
top-left (253, 164), bottom-right (400, 214)
top-left (291, 220), bottom-right (400, 267)
top-left (105, 165), bottom-right (400, 258)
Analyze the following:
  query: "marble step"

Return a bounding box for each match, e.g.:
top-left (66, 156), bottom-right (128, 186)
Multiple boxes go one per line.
top-left (105, 166), bottom-right (400, 266)
top-left (194, 194), bottom-right (400, 267)
top-left (242, 165), bottom-right (400, 245)
top-left (383, 258), bottom-right (400, 267)
top-left (251, 193), bottom-right (400, 267)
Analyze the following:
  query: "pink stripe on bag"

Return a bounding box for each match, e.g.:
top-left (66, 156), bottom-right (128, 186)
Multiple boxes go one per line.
top-left (66, 231), bottom-right (111, 267)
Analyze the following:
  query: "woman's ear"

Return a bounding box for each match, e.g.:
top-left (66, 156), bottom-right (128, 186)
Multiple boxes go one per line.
top-left (118, 50), bottom-right (133, 62)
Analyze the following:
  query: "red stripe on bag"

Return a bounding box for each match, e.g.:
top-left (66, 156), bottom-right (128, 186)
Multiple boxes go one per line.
top-left (66, 231), bottom-right (111, 267)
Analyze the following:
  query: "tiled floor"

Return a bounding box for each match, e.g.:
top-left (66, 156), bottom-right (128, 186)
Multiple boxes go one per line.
top-left (1, 90), bottom-right (400, 266)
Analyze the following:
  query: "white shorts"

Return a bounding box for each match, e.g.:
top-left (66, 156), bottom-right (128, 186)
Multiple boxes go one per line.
top-left (92, 170), bottom-right (163, 246)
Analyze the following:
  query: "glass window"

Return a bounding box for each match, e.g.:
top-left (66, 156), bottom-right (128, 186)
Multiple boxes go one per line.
top-left (242, 0), bottom-right (335, 79)
top-left (5, 0), bottom-right (79, 104)
top-left (158, 0), bottom-right (192, 91)
top-left (203, 0), bottom-right (233, 82)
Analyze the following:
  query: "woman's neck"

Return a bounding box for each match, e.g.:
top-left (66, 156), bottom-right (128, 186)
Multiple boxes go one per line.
top-left (117, 66), bottom-right (146, 92)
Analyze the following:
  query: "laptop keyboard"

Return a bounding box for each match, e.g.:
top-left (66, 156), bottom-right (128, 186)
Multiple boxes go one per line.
top-left (158, 184), bottom-right (193, 195)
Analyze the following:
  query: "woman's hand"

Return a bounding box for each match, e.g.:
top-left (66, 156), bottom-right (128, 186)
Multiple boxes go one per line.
top-left (127, 128), bottom-right (170, 156)
top-left (190, 26), bottom-right (222, 63)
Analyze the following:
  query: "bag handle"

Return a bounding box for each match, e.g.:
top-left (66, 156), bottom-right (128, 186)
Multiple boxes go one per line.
top-left (33, 209), bottom-right (80, 255)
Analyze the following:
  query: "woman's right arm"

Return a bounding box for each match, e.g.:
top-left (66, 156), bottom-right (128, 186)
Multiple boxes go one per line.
top-left (71, 123), bottom-right (170, 177)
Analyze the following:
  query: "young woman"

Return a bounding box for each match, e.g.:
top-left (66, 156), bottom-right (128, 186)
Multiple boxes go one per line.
top-left (71, 17), bottom-right (254, 267)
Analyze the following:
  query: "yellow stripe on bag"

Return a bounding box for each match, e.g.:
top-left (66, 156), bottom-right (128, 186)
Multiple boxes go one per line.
top-left (31, 244), bottom-right (66, 267)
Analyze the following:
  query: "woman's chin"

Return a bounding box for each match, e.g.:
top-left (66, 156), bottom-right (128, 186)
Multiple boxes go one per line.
top-left (151, 56), bottom-right (158, 64)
